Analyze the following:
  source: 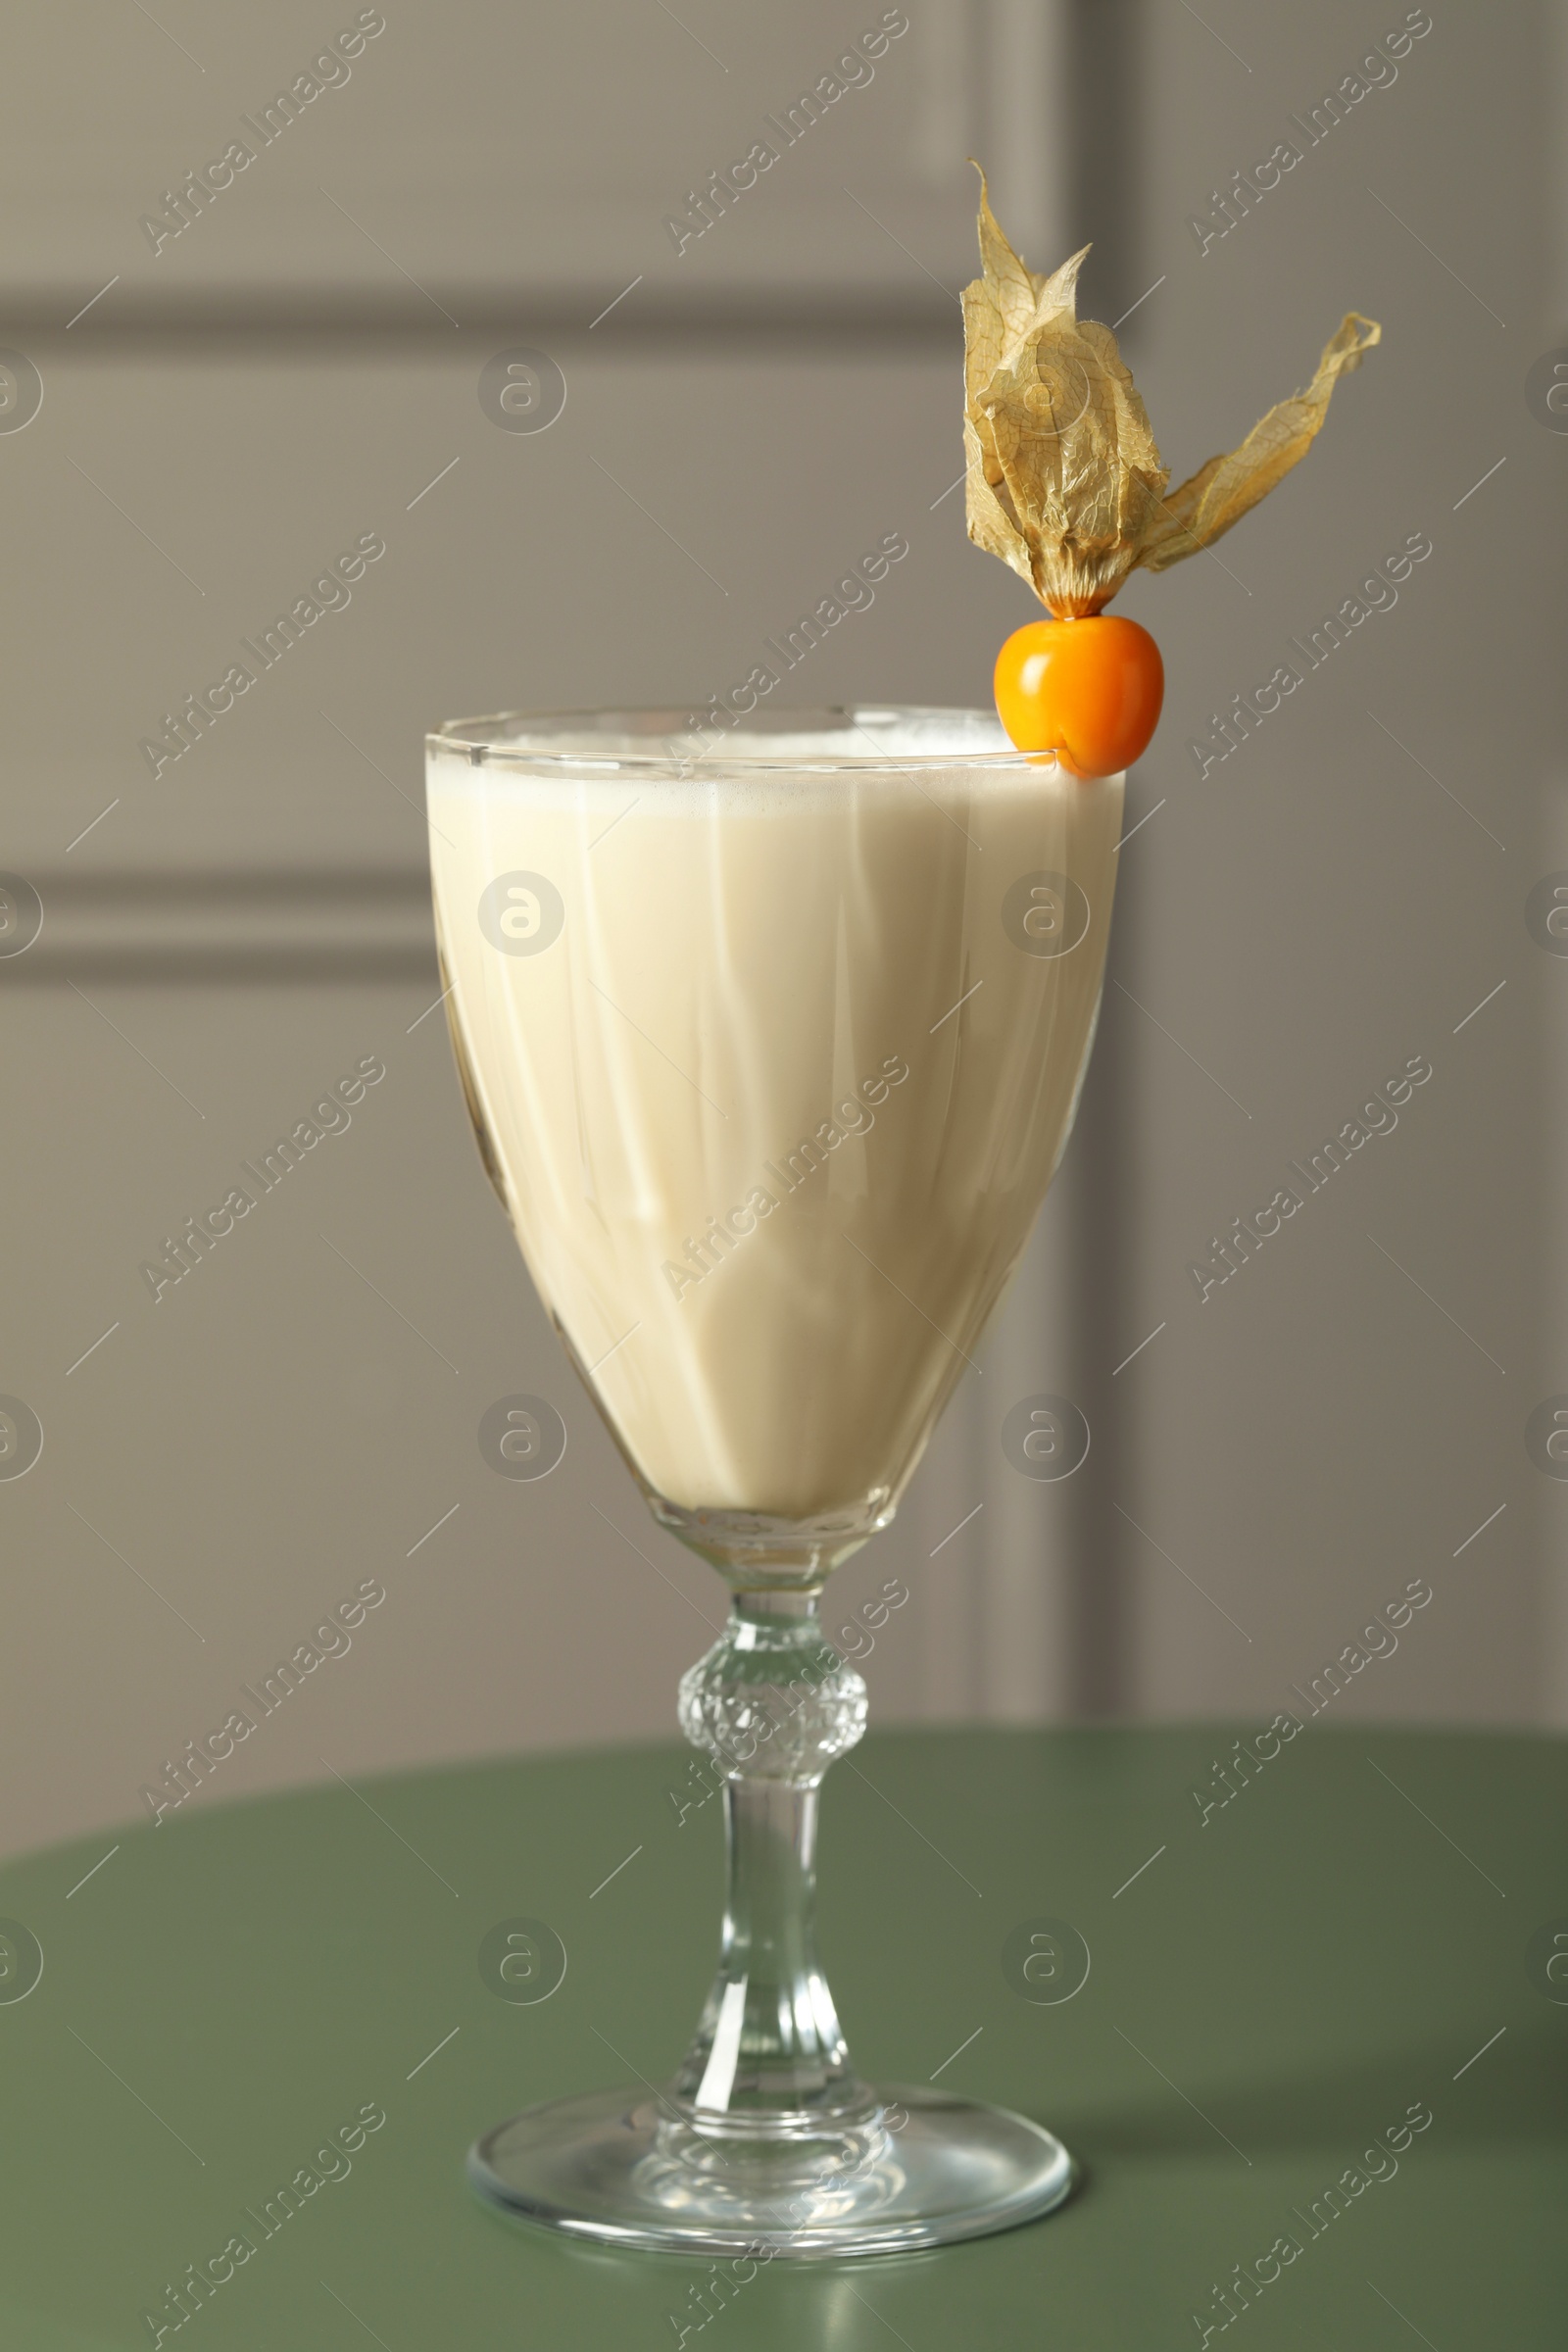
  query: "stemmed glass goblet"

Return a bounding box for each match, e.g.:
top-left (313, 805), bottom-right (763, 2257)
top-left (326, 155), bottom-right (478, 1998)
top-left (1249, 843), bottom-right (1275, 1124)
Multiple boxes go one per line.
top-left (425, 708), bottom-right (1121, 2254)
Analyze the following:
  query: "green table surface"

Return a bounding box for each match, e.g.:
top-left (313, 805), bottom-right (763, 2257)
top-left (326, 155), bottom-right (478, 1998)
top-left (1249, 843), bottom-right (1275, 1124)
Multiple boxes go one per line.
top-left (1, 1725), bottom-right (1562, 2350)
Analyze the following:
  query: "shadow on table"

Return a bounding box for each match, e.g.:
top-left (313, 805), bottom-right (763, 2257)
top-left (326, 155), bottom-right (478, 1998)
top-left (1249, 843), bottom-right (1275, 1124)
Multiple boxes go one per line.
top-left (1038, 2017), bottom-right (1558, 2163)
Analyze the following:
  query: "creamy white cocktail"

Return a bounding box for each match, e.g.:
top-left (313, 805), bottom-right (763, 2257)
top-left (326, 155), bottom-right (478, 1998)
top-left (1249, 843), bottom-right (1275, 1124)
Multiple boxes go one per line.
top-left (427, 709), bottom-right (1119, 1549)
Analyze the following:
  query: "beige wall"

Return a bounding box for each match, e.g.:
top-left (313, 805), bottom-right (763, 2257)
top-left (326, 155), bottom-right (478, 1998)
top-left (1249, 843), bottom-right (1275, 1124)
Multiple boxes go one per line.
top-left (1, 0), bottom-right (1560, 1860)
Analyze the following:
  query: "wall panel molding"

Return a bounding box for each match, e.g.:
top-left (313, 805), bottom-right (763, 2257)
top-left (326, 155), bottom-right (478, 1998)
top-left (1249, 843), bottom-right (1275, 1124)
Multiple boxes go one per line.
top-left (3, 869), bottom-right (436, 984)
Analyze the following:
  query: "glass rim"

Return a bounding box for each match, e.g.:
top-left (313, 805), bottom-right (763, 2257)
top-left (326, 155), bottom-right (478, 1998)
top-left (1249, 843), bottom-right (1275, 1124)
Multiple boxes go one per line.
top-left (426, 704), bottom-right (1065, 778)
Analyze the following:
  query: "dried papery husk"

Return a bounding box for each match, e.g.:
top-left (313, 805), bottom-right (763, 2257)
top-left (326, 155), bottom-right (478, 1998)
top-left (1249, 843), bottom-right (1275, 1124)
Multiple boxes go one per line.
top-left (963, 168), bottom-right (1381, 617)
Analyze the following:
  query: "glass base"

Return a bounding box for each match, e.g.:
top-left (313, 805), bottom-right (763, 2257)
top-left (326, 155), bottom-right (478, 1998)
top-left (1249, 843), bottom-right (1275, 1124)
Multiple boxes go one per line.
top-left (468, 2084), bottom-right (1075, 2256)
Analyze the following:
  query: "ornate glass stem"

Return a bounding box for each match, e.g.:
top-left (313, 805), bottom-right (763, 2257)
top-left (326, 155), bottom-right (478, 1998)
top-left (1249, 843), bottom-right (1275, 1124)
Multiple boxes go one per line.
top-left (467, 1569), bottom-right (1074, 2247)
top-left (675, 1590), bottom-right (872, 2132)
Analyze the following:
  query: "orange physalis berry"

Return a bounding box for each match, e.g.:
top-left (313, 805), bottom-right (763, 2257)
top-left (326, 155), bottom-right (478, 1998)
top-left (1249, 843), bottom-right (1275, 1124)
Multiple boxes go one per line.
top-left (994, 613), bottom-right (1164, 777)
